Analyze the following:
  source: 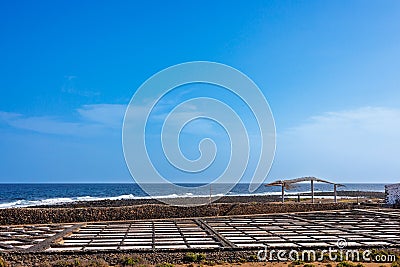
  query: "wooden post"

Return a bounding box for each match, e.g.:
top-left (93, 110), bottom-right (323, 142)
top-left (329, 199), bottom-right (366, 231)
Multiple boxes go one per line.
top-left (311, 180), bottom-right (314, 204)
top-left (209, 184), bottom-right (212, 205)
top-left (281, 184), bottom-right (285, 203)
top-left (334, 184), bottom-right (337, 203)
top-left (298, 194), bottom-right (301, 202)
top-left (357, 190), bottom-right (359, 204)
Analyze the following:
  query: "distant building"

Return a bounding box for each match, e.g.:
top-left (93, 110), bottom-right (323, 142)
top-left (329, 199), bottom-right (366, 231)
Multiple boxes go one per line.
top-left (385, 183), bottom-right (400, 206)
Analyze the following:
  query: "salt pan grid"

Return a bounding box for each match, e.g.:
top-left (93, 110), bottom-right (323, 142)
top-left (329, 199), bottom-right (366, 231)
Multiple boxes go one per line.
top-left (46, 220), bottom-right (221, 252)
top-left (205, 209), bottom-right (400, 249)
top-left (0, 209), bottom-right (399, 253)
top-left (0, 224), bottom-right (75, 251)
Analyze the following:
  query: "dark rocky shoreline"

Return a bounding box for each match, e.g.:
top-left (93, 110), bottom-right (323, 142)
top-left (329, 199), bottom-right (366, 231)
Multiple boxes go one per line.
top-left (30, 190), bottom-right (385, 208)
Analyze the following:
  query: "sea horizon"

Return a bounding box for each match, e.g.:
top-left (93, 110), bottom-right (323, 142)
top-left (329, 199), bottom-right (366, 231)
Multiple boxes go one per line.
top-left (0, 182), bottom-right (387, 209)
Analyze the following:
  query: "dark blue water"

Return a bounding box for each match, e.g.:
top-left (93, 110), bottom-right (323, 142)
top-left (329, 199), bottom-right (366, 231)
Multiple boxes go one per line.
top-left (0, 183), bottom-right (386, 208)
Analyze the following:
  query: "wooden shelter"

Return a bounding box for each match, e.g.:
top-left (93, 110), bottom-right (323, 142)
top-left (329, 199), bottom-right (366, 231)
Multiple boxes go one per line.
top-left (265, 176), bottom-right (344, 203)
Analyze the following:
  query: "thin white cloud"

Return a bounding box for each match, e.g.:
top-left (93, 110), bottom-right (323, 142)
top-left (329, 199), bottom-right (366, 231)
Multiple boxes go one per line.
top-left (4, 103), bottom-right (398, 183)
top-left (0, 111), bottom-right (21, 121)
top-left (0, 104), bottom-right (127, 136)
top-left (77, 104), bottom-right (126, 128)
top-left (61, 76), bottom-right (101, 97)
top-left (271, 106), bottom-right (400, 183)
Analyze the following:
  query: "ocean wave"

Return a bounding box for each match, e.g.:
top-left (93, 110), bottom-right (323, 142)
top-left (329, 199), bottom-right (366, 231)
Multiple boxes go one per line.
top-left (0, 187), bottom-right (383, 209)
top-left (0, 195), bottom-right (139, 209)
top-left (0, 193), bottom-right (226, 209)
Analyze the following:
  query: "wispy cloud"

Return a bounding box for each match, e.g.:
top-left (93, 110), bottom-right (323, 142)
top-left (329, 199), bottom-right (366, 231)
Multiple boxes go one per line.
top-left (271, 106), bottom-right (400, 182)
top-left (284, 106), bottom-right (400, 144)
top-left (77, 104), bottom-right (126, 128)
top-left (3, 103), bottom-right (398, 182)
top-left (61, 76), bottom-right (101, 97)
top-left (0, 104), bottom-right (126, 136)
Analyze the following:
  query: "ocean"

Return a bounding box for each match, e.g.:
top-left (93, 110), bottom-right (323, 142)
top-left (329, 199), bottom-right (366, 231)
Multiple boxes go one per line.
top-left (0, 183), bottom-right (386, 208)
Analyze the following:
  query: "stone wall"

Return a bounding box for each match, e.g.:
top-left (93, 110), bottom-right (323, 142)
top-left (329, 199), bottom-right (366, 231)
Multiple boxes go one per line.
top-left (385, 183), bottom-right (400, 206)
top-left (0, 202), bottom-right (352, 225)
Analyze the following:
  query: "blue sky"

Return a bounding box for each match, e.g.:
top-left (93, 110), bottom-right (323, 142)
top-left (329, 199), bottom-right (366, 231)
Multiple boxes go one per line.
top-left (0, 1), bottom-right (399, 183)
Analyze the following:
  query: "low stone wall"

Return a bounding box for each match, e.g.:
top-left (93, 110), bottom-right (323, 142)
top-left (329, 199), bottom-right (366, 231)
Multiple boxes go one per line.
top-left (0, 202), bottom-right (351, 225)
top-left (386, 183), bottom-right (400, 206)
top-left (0, 250), bottom-right (260, 267)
